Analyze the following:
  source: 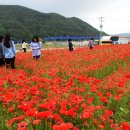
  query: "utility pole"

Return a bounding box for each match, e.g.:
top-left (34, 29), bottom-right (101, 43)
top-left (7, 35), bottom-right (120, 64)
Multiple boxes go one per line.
top-left (99, 16), bottom-right (104, 44)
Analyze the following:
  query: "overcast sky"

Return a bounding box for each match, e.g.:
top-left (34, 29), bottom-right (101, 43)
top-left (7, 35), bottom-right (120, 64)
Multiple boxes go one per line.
top-left (0, 0), bottom-right (130, 35)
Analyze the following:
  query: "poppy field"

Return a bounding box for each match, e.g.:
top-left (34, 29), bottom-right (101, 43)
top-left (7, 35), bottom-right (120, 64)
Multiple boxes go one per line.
top-left (0, 45), bottom-right (130, 130)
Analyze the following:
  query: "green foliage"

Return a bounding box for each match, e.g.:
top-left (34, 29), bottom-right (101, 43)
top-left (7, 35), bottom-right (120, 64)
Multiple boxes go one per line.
top-left (0, 5), bottom-right (104, 40)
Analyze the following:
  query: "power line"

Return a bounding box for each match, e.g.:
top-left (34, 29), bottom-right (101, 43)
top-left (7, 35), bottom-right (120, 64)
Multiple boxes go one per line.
top-left (105, 17), bottom-right (130, 22)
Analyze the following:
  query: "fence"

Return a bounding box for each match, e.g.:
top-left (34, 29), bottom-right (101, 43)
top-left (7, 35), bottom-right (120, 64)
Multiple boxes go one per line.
top-left (44, 36), bottom-right (100, 41)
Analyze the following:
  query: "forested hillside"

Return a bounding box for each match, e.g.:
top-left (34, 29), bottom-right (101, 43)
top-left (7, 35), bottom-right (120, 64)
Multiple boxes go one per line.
top-left (0, 5), bottom-right (102, 40)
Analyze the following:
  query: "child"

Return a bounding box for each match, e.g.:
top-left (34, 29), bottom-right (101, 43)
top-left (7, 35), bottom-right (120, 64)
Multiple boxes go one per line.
top-left (30, 36), bottom-right (42, 59)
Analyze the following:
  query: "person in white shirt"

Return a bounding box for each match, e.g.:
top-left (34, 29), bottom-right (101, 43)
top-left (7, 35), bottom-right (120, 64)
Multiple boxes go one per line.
top-left (22, 39), bottom-right (28, 52)
top-left (30, 36), bottom-right (42, 59)
top-left (88, 38), bottom-right (95, 50)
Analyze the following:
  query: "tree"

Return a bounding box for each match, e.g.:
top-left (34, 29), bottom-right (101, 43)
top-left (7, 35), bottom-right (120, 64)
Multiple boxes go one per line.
top-left (0, 24), bottom-right (6, 35)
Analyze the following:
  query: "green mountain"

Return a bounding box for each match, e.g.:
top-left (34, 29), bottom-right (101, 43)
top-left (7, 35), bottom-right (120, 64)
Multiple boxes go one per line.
top-left (0, 5), bottom-right (102, 40)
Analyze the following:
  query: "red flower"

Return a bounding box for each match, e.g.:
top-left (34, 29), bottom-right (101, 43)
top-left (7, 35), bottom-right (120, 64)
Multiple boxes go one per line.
top-left (81, 110), bottom-right (93, 119)
top-left (118, 81), bottom-right (125, 88)
top-left (105, 110), bottom-right (114, 117)
top-left (94, 119), bottom-right (99, 125)
top-left (33, 120), bottom-right (41, 125)
top-left (73, 126), bottom-right (79, 130)
top-left (53, 114), bottom-right (64, 123)
top-left (25, 108), bottom-right (37, 117)
top-left (37, 110), bottom-right (52, 119)
top-left (121, 122), bottom-right (130, 130)
top-left (100, 96), bottom-right (109, 103)
top-left (87, 97), bottom-right (94, 104)
top-left (8, 107), bottom-right (14, 112)
top-left (97, 92), bottom-right (103, 97)
top-left (98, 125), bottom-right (104, 129)
top-left (7, 115), bottom-right (25, 128)
top-left (114, 95), bottom-right (121, 100)
top-left (17, 121), bottom-right (28, 130)
top-left (29, 86), bottom-right (39, 95)
top-left (53, 123), bottom-right (73, 130)
top-left (3, 93), bottom-right (14, 103)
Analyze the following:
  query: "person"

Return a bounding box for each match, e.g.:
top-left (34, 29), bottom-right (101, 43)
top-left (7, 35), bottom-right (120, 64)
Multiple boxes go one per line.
top-left (39, 38), bottom-right (43, 44)
top-left (2, 34), bottom-right (16, 69)
top-left (0, 35), bottom-right (4, 66)
top-left (30, 36), bottom-right (42, 59)
top-left (68, 39), bottom-right (73, 51)
top-left (79, 42), bottom-right (83, 48)
top-left (22, 39), bottom-right (28, 52)
top-left (88, 38), bottom-right (95, 50)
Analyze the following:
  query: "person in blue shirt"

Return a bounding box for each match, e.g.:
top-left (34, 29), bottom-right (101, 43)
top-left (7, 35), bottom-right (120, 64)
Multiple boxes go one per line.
top-left (2, 34), bottom-right (16, 69)
top-left (0, 35), bottom-right (4, 66)
top-left (30, 36), bottom-right (42, 60)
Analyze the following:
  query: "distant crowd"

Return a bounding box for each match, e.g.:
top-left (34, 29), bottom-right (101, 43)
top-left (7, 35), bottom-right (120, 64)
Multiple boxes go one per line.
top-left (0, 34), bottom-right (95, 69)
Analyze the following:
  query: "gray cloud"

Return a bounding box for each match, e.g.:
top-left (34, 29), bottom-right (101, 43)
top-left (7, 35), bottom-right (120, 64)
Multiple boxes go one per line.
top-left (0, 0), bottom-right (113, 16)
